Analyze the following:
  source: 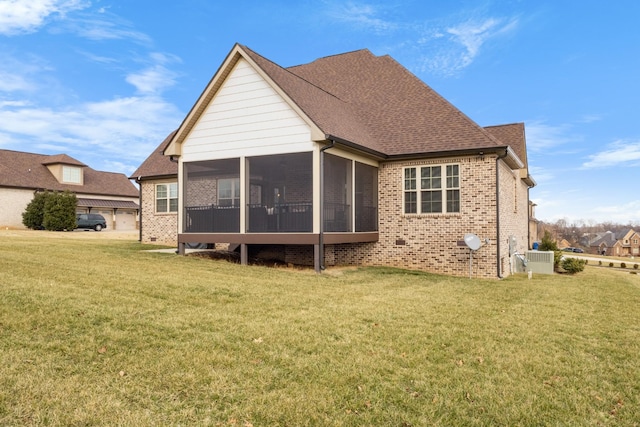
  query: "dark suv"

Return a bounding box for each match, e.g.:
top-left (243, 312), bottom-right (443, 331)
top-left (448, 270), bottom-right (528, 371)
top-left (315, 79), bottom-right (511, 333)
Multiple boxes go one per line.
top-left (76, 213), bottom-right (107, 231)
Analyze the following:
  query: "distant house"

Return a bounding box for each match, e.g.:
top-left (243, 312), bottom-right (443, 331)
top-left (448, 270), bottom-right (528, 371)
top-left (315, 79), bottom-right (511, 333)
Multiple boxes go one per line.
top-left (133, 43), bottom-right (536, 278)
top-left (584, 231), bottom-right (617, 255)
top-left (583, 229), bottom-right (640, 257)
top-left (612, 229), bottom-right (640, 257)
top-left (0, 149), bottom-right (139, 230)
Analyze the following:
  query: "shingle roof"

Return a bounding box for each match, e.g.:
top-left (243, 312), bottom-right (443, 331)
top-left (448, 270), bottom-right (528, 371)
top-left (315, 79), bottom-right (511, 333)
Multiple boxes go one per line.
top-left (0, 149), bottom-right (139, 197)
top-left (157, 44), bottom-right (529, 177)
top-left (129, 131), bottom-right (178, 180)
top-left (41, 154), bottom-right (87, 167)
top-left (77, 198), bottom-right (139, 209)
top-left (484, 123), bottom-right (528, 168)
top-left (244, 45), bottom-right (506, 157)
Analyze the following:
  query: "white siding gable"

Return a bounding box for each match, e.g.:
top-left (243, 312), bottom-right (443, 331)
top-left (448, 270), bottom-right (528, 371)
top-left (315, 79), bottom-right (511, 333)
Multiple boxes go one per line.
top-left (181, 58), bottom-right (314, 162)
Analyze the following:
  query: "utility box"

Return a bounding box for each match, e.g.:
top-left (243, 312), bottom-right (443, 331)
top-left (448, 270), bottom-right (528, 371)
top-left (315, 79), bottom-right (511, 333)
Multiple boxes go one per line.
top-left (525, 250), bottom-right (555, 275)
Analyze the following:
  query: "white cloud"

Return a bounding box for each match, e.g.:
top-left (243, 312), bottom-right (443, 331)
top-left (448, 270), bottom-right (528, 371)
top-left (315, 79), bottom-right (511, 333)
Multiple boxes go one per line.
top-left (0, 0), bottom-right (87, 35)
top-left (446, 17), bottom-right (517, 69)
top-left (412, 15), bottom-right (519, 76)
top-left (0, 95), bottom-right (181, 174)
top-left (65, 14), bottom-right (151, 44)
top-left (325, 1), bottom-right (397, 34)
top-left (126, 65), bottom-right (178, 95)
top-left (582, 140), bottom-right (640, 169)
top-left (420, 17), bottom-right (518, 75)
top-left (527, 165), bottom-right (554, 183)
top-left (0, 54), bottom-right (51, 92)
top-left (0, 70), bottom-right (32, 91)
top-left (525, 121), bottom-right (576, 152)
top-left (125, 53), bottom-right (181, 95)
top-left (592, 200), bottom-right (640, 223)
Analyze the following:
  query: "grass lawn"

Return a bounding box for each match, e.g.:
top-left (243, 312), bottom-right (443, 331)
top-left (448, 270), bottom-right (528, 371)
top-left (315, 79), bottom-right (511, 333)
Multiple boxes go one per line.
top-left (1, 231), bottom-right (639, 426)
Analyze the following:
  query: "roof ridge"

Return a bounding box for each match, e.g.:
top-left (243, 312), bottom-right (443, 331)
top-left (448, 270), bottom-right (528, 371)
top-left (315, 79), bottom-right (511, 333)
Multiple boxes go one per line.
top-left (484, 122), bottom-right (525, 129)
top-left (241, 45), bottom-right (347, 103)
top-left (287, 48), bottom-right (373, 68)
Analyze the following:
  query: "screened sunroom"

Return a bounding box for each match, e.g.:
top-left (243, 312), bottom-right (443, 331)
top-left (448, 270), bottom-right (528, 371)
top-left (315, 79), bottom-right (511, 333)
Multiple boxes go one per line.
top-left (179, 150), bottom-right (378, 268)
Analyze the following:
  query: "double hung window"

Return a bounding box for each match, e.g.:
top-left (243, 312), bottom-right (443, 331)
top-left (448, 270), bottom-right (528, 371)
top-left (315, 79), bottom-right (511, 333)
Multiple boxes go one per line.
top-left (156, 183), bottom-right (178, 213)
top-left (404, 164), bottom-right (460, 214)
top-left (218, 178), bottom-right (240, 207)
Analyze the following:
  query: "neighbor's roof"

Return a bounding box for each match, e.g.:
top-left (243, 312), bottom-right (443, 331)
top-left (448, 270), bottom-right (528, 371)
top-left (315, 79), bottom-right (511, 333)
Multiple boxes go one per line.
top-left (77, 198), bottom-right (139, 209)
top-left (159, 43), bottom-right (529, 176)
top-left (587, 231), bottom-right (617, 247)
top-left (129, 130), bottom-right (178, 180)
top-left (0, 149), bottom-right (139, 197)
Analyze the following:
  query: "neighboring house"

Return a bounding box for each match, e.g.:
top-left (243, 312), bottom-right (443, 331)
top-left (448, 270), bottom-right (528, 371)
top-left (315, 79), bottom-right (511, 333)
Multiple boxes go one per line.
top-left (135, 43), bottom-right (536, 278)
top-left (612, 229), bottom-right (640, 257)
top-left (584, 230), bottom-right (617, 255)
top-left (583, 229), bottom-right (640, 256)
top-left (0, 149), bottom-right (139, 230)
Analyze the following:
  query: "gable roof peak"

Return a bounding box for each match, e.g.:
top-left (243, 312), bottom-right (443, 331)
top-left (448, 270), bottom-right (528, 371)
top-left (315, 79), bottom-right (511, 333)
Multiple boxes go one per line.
top-left (165, 43), bottom-right (530, 165)
top-left (42, 153), bottom-right (87, 167)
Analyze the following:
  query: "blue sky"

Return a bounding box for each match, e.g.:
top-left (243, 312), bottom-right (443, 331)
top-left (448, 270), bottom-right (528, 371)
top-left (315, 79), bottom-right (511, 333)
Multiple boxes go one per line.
top-left (1, 0), bottom-right (639, 224)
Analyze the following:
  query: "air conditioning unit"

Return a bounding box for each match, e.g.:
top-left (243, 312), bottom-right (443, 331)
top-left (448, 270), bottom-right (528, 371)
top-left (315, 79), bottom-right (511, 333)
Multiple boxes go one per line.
top-left (524, 250), bottom-right (554, 275)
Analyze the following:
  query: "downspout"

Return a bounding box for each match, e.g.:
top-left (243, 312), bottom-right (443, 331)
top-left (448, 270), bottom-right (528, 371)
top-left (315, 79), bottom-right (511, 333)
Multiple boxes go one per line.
top-left (495, 149), bottom-right (509, 279)
top-left (319, 139), bottom-right (335, 271)
top-left (137, 177), bottom-right (142, 242)
top-left (527, 186), bottom-right (531, 249)
top-left (169, 155), bottom-right (180, 253)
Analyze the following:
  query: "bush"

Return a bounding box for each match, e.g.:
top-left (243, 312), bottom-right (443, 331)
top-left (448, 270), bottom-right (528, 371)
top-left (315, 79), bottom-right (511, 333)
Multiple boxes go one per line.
top-left (634, 264), bottom-right (639, 270)
top-left (22, 191), bottom-right (52, 229)
top-left (552, 250), bottom-right (563, 269)
top-left (22, 191), bottom-right (77, 231)
top-left (539, 231), bottom-right (559, 252)
top-left (43, 191), bottom-right (77, 231)
top-left (599, 260), bottom-right (602, 266)
top-left (609, 262), bottom-right (614, 267)
top-left (561, 257), bottom-right (586, 274)
top-left (621, 262), bottom-right (627, 269)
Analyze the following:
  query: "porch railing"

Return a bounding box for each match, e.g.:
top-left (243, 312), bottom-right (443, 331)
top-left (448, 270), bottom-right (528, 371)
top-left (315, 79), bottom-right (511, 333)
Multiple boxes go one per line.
top-left (247, 202), bottom-right (312, 232)
top-left (185, 205), bottom-right (240, 233)
top-left (324, 202), bottom-right (351, 232)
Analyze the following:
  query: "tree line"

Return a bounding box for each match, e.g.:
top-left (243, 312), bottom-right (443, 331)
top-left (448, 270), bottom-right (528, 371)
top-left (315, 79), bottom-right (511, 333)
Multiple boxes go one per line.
top-left (537, 219), bottom-right (640, 248)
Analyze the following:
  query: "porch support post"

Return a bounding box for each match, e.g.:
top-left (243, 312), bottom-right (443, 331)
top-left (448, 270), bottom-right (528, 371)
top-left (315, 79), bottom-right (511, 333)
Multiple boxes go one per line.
top-left (314, 244), bottom-right (321, 273)
top-left (178, 242), bottom-right (186, 255)
top-left (240, 244), bottom-right (248, 266)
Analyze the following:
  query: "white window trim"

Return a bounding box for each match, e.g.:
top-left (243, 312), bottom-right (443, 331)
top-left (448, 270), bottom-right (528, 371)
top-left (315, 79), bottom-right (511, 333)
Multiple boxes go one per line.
top-left (403, 164), bottom-right (460, 215)
top-left (218, 177), bottom-right (240, 207)
top-left (155, 182), bottom-right (178, 214)
top-left (62, 165), bottom-right (82, 184)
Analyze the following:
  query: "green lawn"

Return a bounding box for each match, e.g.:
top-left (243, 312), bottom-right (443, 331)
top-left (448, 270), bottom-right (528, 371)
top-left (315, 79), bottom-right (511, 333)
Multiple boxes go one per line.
top-left (1, 231), bottom-right (639, 426)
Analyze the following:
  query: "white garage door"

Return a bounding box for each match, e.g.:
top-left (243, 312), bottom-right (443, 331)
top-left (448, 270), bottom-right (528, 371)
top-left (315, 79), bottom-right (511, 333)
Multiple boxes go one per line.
top-left (98, 210), bottom-right (113, 229)
top-left (116, 210), bottom-right (137, 230)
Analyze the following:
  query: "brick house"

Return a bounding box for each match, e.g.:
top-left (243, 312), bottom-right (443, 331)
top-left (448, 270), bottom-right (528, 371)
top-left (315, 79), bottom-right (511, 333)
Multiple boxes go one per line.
top-left (0, 149), bottom-right (139, 230)
top-left (130, 132), bottom-right (178, 244)
top-left (611, 229), bottom-right (640, 257)
top-left (133, 44), bottom-right (536, 278)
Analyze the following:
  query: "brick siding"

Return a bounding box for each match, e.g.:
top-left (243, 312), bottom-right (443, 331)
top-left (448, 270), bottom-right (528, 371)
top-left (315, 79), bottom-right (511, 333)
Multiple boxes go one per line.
top-left (140, 180), bottom-right (178, 246)
top-left (301, 154), bottom-right (529, 278)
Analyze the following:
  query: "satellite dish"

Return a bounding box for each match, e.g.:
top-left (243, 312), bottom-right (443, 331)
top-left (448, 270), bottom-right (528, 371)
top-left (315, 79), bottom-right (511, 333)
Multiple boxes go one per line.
top-left (464, 233), bottom-right (482, 251)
